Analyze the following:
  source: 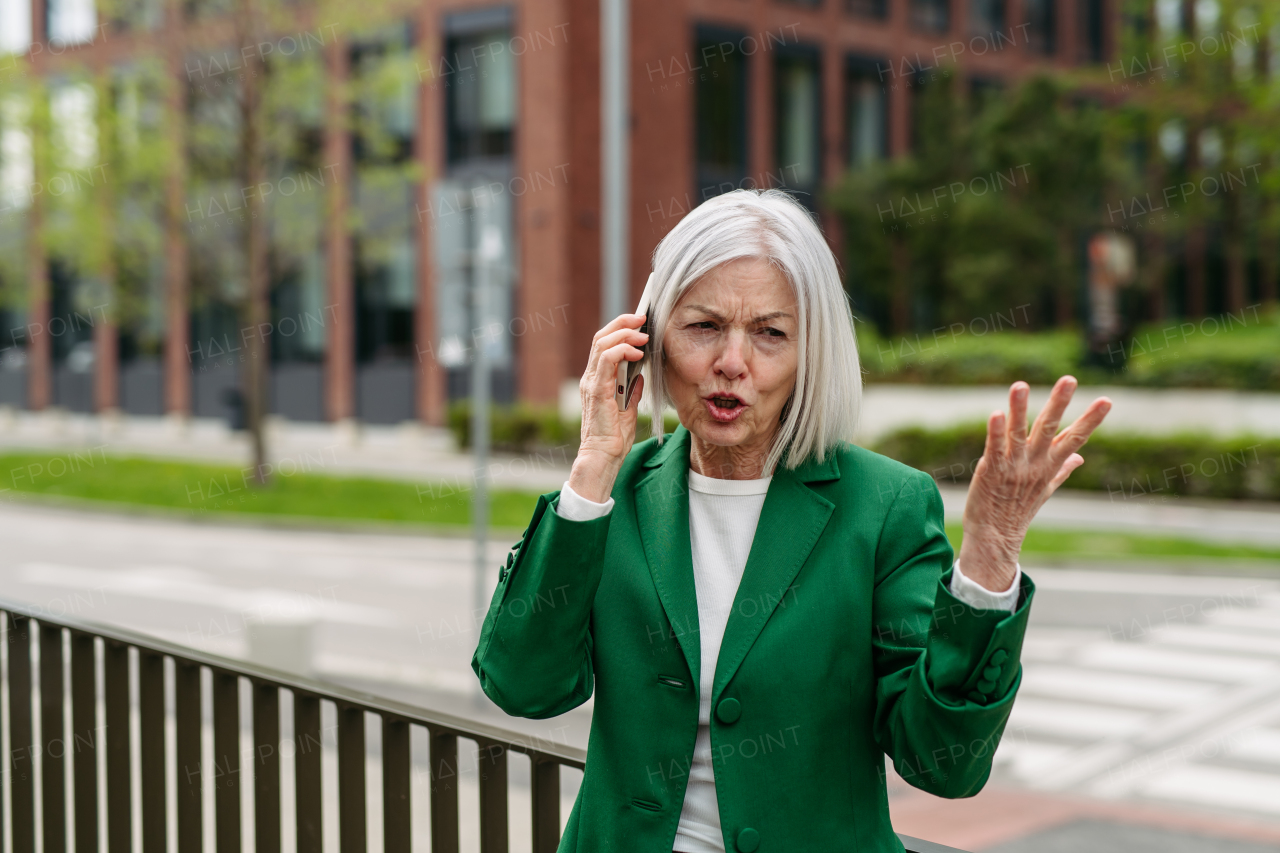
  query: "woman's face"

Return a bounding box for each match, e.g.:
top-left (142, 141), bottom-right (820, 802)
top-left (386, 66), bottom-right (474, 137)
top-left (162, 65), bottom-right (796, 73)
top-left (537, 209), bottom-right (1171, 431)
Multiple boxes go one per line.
top-left (664, 257), bottom-right (799, 457)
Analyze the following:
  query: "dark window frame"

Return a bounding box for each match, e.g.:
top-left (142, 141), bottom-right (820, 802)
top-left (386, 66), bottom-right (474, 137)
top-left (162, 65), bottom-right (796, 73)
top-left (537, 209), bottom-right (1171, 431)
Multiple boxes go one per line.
top-left (1023, 0), bottom-right (1057, 56)
top-left (443, 6), bottom-right (517, 169)
top-left (845, 0), bottom-right (888, 19)
top-left (844, 54), bottom-right (889, 168)
top-left (773, 41), bottom-right (823, 210)
top-left (910, 0), bottom-right (951, 34)
top-left (693, 22), bottom-right (751, 204)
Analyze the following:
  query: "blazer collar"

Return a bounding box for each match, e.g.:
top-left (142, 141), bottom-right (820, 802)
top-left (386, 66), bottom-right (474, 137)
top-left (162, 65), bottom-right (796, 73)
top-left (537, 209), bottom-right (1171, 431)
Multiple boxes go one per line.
top-left (635, 424), bottom-right (838, 698)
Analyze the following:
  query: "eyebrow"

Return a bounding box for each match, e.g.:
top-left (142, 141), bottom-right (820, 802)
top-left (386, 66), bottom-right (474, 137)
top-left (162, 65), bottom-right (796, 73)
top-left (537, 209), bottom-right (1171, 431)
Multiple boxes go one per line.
top-left (679, 304), bottom-right (795, 324)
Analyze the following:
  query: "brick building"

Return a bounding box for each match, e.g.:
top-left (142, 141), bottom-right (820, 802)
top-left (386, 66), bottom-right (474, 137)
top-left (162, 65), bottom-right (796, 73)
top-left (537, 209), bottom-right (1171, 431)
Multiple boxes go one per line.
top-left (0, 0), bottom-right (1113, 426)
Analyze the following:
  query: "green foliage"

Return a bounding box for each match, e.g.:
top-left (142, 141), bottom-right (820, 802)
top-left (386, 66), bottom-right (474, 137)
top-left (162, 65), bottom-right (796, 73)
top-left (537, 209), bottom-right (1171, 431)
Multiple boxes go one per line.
top-left (874, 422), bottom-right (1280, 502)
top-left (857, 322), bottom-right (1085, 385)
top-left (447, 401), bottom-right (681, 453)
top-left (855, 303), bottom-right (1280, 390)
top-left (828, 71), bottom-right (1105, 333)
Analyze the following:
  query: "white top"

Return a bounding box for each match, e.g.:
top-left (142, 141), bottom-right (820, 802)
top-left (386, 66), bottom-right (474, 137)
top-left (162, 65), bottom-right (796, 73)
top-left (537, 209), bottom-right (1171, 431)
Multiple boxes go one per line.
top-left (554, 472), bottom-right (1020, 853)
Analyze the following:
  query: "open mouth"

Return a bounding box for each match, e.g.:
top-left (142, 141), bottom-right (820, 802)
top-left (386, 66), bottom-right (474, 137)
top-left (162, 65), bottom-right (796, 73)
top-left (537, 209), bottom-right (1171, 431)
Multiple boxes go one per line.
top-left (704, 393), bottom-right (747, 423)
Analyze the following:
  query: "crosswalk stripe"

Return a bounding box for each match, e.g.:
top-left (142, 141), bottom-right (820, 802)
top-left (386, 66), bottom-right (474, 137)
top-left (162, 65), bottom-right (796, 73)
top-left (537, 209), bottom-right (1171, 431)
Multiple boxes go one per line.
top-left (1137, 765), bottom-right (1280, 816)
top-left (1149, 626), bottom-right (1280, 657)
top-left (1007, 697), bottom-right (1152, 740)
top-left (1075, 643), bottom-right (1279, 682)
top-left (1018, 665), bottom-right (1217, 710)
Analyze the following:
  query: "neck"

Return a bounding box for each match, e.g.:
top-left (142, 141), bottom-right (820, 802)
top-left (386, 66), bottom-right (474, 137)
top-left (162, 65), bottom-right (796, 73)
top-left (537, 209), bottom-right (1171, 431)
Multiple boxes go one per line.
top-left (687, 431), bottom-right (775, 480)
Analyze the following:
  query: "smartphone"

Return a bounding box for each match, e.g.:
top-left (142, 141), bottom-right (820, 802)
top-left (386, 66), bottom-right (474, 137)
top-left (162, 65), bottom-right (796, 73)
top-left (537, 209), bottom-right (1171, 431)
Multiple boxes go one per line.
top-left (615, 272), bottom-right (657, 411)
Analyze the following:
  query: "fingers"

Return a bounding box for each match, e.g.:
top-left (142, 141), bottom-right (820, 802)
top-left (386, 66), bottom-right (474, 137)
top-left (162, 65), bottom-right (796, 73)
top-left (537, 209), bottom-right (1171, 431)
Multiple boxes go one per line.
top-left (983, 407), bottom-right (1007, 470)
top-left (590, 313), bottom-right (647, 348)
top-left (1047, 452), bottom-right (1084, 492)
top-left (1007, 381), bottom-right (1029, 462)
top-left (1050, 396), bottom-right (1113, 465)
top-left (1028, 375), bottom-right (1077, 456)
top-left (586, 322), bottom-right (649, 375)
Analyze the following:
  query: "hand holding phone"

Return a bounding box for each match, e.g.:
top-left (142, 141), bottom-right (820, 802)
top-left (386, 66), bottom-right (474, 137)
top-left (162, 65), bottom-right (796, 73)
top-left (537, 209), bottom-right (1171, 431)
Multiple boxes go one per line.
top-left (615, 272), bottom-right (656, 411)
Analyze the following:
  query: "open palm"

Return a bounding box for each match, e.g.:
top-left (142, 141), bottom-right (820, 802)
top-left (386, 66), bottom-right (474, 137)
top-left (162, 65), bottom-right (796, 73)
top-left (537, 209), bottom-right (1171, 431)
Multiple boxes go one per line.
top-left (958, 376), bottom-right (1113, 591)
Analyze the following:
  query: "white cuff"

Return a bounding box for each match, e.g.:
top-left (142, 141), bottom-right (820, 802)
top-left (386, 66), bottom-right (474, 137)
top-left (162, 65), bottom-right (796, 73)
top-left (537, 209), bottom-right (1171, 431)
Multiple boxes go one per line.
top-left (553, 480), bottom-right (615, 521)
top-left (949, 559), bottom-right (1021, 613)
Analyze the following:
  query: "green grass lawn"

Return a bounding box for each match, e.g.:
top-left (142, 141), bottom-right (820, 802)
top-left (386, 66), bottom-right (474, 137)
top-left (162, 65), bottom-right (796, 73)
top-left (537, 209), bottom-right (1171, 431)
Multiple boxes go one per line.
top-left (1, 450), bottom-right (1277, 562)
top-left (0, 450), bottom-right (543, 532)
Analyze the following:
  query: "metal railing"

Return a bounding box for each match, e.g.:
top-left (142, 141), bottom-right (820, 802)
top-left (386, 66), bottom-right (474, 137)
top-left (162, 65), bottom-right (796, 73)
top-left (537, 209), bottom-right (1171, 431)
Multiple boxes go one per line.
top-left (0, 596), bottom-right (965, 853)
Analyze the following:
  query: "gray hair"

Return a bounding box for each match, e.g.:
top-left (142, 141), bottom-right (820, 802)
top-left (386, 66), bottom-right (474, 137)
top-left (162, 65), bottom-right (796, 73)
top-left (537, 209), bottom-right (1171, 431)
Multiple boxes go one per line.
top-left (643, 188), bottom-right (862, 473)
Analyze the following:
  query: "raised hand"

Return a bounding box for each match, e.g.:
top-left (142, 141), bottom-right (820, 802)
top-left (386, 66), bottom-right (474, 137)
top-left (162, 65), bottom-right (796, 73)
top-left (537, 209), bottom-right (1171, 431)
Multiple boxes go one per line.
top-left (567, 313), bottom-right (650, 503)
top-left (958, 376), bottom-right (1112, 592)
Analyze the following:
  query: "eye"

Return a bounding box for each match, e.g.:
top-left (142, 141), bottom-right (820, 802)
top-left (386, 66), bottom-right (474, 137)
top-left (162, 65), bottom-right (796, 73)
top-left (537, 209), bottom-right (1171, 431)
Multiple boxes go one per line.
top-left (690, 321), bottom-right (717, 330)
top-left (758, 327), bottom-right (785, 338)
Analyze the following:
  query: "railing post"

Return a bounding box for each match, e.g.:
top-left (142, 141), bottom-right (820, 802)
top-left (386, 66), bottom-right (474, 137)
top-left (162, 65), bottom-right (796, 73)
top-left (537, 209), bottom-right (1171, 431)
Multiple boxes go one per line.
top-left (8, 614), bottom-right (36, 853)
top-left (41, 624), bottom-right (67, 853)
top-left (293, 694), bottom-right (323, 853)
top-left (176, 662), bottom-right (202, 853)
top-left (530, 755), bottom-right (560, 853)
top-left (382, 717), bottom-right (411, 853)
top-left (338, 704), bottom-right (366, 853)
top-left (104, 641), bottom-right (130, 853)
top-left (70, 632), bottom-right (98, 853)
top-left (213, 672), bottom-right (241, 853)
top-left (254, 683), bottom-right (281, 853)
top-left (429, 729), bottom-right (459, 853)
top-left (139, 651), bottom-right (166, 853)
top-left (477, 738), bottom-right (509, 853)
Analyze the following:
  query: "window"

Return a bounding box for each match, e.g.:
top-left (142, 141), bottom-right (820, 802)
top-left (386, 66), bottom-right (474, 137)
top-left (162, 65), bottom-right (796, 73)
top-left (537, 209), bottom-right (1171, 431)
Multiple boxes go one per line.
top-left (845, 0), bottom-right (886, 19)
top-left (47, 0), bottom-right (98, 45)
top-left (774, 46), bottom-right (821, 206)
top-left (695, 24), bottom-right (749, 201)
top-left (107, 0), bottom-right (161, 32)
top-left (1079, 0), bottom-right (1104, 63)
top-left (0, 0), bottom-right (33, 53)
top-left (1024, 0), bottom-right (1056, 55)
top-left (970, 0), bottom-right (1004, 35)
top-left (845, 57), bottom-right (886, 167)
top-left (911, 0), bottom-right (949, 33)
top-left (444, 7), bottom-right (515, 166)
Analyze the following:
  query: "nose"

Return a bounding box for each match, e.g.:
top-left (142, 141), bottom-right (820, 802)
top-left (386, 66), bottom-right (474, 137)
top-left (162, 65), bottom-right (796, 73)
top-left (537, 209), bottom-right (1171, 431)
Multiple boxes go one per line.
top-left (713, 328), bottom-right (748, 380)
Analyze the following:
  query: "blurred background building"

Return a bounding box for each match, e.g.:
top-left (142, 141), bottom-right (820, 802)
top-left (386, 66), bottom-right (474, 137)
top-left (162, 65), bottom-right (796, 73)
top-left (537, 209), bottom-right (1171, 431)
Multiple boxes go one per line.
top-left (0, 0), bottom-right (1119, 429)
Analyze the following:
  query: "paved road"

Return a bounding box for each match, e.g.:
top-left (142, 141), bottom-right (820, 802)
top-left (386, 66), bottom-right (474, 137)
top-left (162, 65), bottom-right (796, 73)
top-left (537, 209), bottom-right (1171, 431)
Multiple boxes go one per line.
top-left (2, 501), bottom-right (1279, 849)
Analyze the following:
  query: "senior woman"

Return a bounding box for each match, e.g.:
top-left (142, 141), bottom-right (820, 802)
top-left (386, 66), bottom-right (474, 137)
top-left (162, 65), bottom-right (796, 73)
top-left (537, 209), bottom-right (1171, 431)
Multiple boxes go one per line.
top-left (472, 188), bottom-right (1111, 853)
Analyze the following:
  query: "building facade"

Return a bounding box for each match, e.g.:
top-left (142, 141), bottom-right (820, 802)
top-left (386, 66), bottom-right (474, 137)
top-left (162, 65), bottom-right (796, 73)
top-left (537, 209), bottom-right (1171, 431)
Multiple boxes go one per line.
top-left (0, 0), bottom-right (1113, 426)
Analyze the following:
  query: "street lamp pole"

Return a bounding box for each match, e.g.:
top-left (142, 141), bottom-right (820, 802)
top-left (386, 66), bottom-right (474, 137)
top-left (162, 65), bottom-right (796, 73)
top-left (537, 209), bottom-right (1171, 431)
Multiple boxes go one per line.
top-left (602, 0), bottom-right (630, 322)
top-left (472, 187), bottom-right (498, 706)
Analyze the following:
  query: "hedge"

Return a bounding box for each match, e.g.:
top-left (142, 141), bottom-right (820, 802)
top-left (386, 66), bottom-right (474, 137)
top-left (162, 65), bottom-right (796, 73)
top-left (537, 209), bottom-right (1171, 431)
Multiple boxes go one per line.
top-left (872, 423), bottom-right (1280, 502)
top-left (448, 402), bottom-right (679, 454)
top-left (856, 304), bottom-right (1280, 390)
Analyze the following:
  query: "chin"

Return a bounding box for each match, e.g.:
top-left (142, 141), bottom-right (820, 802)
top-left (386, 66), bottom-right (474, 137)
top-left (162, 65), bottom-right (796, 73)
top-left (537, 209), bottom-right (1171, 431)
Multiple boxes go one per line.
top-left (691, 417), bottom-right (751, 447)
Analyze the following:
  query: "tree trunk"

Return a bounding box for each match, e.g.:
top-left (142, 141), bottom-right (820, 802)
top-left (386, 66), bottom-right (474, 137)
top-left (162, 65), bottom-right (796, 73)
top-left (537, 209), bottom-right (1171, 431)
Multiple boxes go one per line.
top-left (1223, 186), bottom-right (1246, 314)
top-left (238, 0), bottom-right (270, 485)
top-left (1055, 228), bottom-right (1075, 326)
top-left (889, 236), bottom-right (912, 334)
top-left (1141, 229), bottom-right (1167, 321)
top-left (1184, 225), bottom-right (1206, 318)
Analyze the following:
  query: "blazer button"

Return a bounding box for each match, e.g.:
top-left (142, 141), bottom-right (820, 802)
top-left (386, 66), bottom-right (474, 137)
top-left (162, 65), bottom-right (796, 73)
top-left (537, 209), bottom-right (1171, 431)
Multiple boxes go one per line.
top-left (982, 665), bottom-right (1001, 681)
top-left (716, 698), bottom-right (741, 724)
top-left (976, 679), bottom-right (997, 693)
top-left (990, 649), bottom-right (1009, 665)
top-left (736, 827), bottom-right (760, 852)
top-left (967, 690), bottom-right (987, 703)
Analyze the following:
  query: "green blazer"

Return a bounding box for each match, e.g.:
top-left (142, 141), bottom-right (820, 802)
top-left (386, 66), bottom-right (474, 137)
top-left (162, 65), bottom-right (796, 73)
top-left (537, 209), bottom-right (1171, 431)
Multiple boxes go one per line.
top-left (472, 425), bottom-right (1035, 853)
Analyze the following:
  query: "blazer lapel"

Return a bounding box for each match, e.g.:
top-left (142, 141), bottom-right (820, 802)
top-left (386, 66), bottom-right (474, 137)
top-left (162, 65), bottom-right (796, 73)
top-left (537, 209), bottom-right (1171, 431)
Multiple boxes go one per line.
top-left (711, 449), bottom-right (839, 704)
top-left (635, 426), bottom-right (700, 687)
